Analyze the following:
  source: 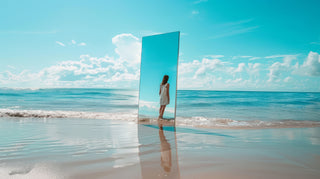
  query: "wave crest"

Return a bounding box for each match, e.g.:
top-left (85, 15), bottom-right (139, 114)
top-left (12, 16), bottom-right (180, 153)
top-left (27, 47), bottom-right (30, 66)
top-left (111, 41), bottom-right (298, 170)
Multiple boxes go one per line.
top-left (0, 109), bottom-right (137, 121)
top-left (175, 116), bottom-right (320, 129)
top-left (1, 109), bottom-right (320, 129)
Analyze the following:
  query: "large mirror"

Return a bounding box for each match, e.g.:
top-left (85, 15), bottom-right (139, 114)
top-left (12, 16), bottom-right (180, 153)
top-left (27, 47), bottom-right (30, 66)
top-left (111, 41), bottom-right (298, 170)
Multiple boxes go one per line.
top-left (138, 31), bottom-right (180, 124)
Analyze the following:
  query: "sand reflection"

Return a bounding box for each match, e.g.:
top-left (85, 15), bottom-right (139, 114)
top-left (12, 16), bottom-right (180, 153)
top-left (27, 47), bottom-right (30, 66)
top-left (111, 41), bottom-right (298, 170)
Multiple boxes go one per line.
top-left (138, 120), bottom-right (180, 178)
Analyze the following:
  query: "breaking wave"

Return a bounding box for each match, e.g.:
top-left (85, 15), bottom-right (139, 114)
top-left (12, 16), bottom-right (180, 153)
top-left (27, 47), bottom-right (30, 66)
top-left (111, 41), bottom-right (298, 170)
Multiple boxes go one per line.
top-left (0, 109), bottom-right (137, 122)
top-left (1, 108), bottom-right (320, 129)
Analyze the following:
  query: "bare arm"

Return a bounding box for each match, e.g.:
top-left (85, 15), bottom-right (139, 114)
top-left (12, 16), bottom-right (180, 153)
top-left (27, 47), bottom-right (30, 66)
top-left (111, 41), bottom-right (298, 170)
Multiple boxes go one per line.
top-left (167, 83), bottom-right (170, 102)
top-left (159, 85), bottom-right (161, 95)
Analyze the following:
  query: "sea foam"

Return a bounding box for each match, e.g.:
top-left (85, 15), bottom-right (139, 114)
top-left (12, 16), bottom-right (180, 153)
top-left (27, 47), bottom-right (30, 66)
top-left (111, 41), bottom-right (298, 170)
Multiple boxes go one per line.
top-left (1, 108), bottom-right (320, 129)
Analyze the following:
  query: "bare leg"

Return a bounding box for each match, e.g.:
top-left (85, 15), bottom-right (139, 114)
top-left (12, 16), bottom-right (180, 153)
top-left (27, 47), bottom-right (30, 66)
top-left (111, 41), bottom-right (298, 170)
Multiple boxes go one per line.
top-left (159, 106), bottom-right (164, 118)
top-left (160, 105), bottom-right (166, 119)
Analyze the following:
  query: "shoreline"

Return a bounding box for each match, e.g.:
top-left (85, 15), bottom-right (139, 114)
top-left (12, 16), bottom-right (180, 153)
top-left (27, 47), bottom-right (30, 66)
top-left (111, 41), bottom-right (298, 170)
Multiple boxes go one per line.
top-left (1, 108), bottom-right (320, 130)
top-left (1, 118), bottom-right (320, 178)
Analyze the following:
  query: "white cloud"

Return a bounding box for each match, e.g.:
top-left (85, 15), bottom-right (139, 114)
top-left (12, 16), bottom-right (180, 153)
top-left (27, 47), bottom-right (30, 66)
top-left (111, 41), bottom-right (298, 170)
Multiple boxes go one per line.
top-left (234, 63), bottom-right (245, 73)
top-left (1, 34), bottom-right (142, 88)
top-left (56, 41), bottom-right (65, 47)
top-left (178, 60), bottom-right (201, 74)
top-left (178, 57), bottom-right (229, 89)
top-left (205, 55), bottom-right (224, 58)
top-left (177, 52), bottom-right (318, 91)
top-left (7, 65), bottom-right (16, 70)
top-left (240, 56), bottom-right (252, 58)
top-left (232, 56), bottom-right (261, 61)
top-left (194, 58), bottom-right (225, 79)
top-left (247, 63), bottom-right (261, 76)
top-left (226, 78), bottom-right (242, 84)
top-left (265, 54), bottom-right (298, 59)
top-left (56, 40), bottom-right (87, 47)
top-left (249, 57), bottom-right (261, 61)
top-left (267, 55), bottom-right (297, 82)
top-left (294, 51), bottom-right (320, 76)
top-left (284, 76), bottom-right (291, 82)
top-left (112, 33), bottom-right (141, 66)
top-left (232, 55), bottom-right (252, 60)
top-left (78, 42), bottom-right (86, 46)
top-left (139, 100), bottom-right (158, 110)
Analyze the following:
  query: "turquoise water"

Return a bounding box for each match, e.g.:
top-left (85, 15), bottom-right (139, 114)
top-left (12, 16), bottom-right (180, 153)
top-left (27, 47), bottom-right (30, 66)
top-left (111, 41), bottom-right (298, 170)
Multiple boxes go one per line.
top-left (0, 88), bottom-right (320, 128)
top-left (0, 88), bottom-right (320, 178)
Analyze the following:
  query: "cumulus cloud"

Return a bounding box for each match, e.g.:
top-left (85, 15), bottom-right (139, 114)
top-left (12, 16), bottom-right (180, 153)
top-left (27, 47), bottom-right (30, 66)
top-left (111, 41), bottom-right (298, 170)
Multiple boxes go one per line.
top-left (1, 34), bottom-right (141, 88)
top-left (178, 52), bottom-right (318, 90)
top-left (226, 78), bottom-right (242, 84)
top-left (267, 55), bottom-right (297, 82)
top-left (294, 51), bottom-right (320, 76)
top-left (178, 54), bottom-right (263, 89)
top-left (193, 58), bottom-right (225, 79)
top-left (234, 63), bottom-right (245, 73)
top-left (3, 35), bottom-right (319, 91)
top-left (247, 63), bottom-right (261, 76)
top-left (112, 33), bottom-right (141, 66)
top-left (177, 56), bottom-right (229, 89)
top-left (284, 76), bottom-right (291, 82)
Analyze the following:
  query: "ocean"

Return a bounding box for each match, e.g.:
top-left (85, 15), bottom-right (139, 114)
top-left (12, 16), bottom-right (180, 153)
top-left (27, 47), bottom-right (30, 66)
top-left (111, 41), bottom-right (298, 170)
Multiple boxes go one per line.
top-left (1, 88), bottom-right (320, 178)
top-left (1, 88), bottom-right (320, 128)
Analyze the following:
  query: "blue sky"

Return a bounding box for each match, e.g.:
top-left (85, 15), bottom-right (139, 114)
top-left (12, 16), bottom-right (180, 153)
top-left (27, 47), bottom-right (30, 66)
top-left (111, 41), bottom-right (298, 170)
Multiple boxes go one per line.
top-left (0, 0), bottom-right (319, 91)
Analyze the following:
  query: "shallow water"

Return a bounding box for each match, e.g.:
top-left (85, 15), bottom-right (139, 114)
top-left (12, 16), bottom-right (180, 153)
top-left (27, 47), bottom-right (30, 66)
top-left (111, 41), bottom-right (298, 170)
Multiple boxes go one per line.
top-left (1, 88), bottom-right (320, 129)
top-left (1, 118), bottom-right (320, 178)
top-left (1, 88), bottom-right (320, 178)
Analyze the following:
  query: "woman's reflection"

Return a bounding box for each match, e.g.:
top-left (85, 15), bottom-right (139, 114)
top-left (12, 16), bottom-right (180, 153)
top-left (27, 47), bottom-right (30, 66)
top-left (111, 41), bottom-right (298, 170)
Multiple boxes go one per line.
top-left (138, 122), bottom-right (180, 179)
top-left (158, 121), bottom-right (172, 172)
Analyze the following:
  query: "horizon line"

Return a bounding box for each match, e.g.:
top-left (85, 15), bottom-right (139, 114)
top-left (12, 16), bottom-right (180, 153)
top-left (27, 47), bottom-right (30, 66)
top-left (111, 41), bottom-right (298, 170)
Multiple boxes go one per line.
top-left (0, 87), bottom-right (319, 93)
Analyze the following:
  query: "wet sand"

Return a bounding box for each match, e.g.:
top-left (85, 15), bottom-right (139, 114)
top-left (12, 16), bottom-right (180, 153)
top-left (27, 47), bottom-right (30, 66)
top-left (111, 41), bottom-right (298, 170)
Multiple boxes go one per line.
top-left (0, 118), bottom-right (320, 178)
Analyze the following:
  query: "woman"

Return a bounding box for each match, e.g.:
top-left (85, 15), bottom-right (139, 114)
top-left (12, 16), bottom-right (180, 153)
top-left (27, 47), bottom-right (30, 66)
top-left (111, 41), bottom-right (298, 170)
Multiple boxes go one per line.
top-left (159, 75), bottom-right (170, 119)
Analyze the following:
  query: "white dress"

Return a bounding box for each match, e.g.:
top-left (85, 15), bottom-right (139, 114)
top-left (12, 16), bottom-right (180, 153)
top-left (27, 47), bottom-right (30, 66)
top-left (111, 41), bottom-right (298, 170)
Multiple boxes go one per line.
top-left (160, 83), bottom-right (169, 105)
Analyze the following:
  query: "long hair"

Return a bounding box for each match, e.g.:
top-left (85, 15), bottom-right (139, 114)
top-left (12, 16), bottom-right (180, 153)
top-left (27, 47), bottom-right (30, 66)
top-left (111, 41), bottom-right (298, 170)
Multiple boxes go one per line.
top-left (161, 75), bottom-right (169, 85)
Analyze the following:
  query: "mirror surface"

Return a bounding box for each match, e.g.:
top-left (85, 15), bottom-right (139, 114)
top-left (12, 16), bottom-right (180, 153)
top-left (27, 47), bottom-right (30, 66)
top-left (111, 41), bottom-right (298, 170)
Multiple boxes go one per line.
top-left (138, 31), bottom-right (180, 123)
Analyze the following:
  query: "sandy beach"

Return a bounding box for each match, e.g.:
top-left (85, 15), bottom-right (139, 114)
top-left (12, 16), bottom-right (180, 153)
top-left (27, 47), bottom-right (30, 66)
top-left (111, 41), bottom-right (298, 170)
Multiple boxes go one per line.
top-left (1, 117), bottom-right (320, 179)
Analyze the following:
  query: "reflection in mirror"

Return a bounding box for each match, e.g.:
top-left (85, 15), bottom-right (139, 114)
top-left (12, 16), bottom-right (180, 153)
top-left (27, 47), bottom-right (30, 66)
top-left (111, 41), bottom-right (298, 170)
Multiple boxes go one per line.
top-left (138, 123), bottom-right (180, 178)
top-left (138, 32), bottom-right (180, 125)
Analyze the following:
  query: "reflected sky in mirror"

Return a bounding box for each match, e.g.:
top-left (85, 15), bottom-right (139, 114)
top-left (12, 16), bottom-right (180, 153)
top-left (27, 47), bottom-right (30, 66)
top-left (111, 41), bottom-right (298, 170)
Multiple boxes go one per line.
top-left (138, 32), bottom-right (180, 120)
